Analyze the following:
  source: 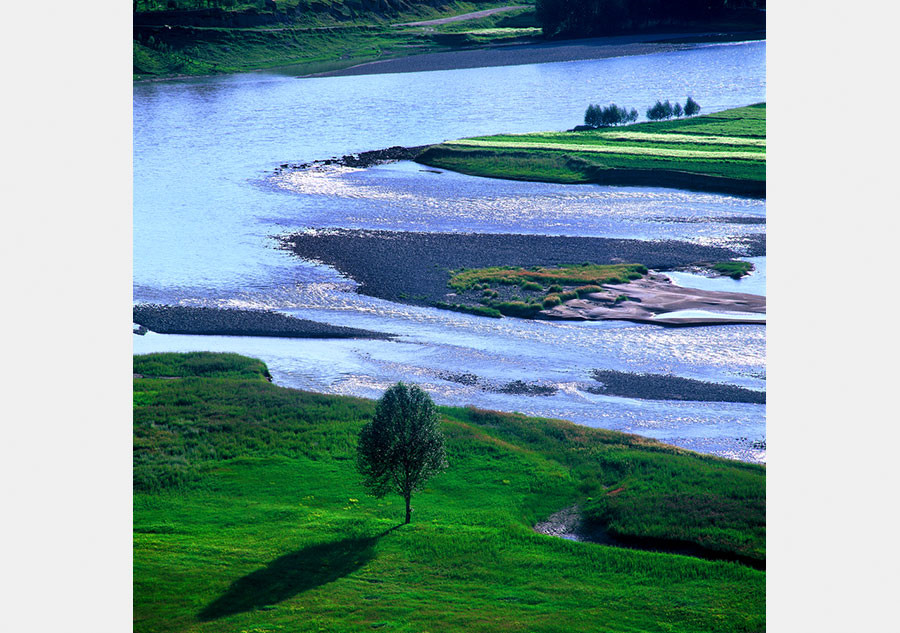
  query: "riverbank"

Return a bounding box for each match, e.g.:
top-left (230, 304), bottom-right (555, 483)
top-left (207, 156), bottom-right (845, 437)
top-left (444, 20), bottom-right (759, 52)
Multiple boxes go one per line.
top-left (134, 2), bottom-right (543, 80)
top-left (134, 352), bottom-right (764, 632)
top-left (417, 103), bottom-right (766, 197)
top-left (306, 31), bottom-right (759, 77)
top-left (134, 0), bottom-right (764, 81)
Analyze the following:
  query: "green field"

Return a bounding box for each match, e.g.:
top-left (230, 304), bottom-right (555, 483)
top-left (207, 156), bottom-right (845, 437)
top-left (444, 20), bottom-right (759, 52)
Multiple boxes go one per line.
top-left (416, 104), bottom-right (766, 195)
top-left (133, 2), bottom-right (539, 79)
top-left (134, 352), bottom-right (765, 633)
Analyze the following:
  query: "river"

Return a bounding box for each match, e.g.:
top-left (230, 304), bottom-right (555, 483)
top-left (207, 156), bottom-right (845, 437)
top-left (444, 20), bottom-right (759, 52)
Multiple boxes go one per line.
top-left (133, 41), bottom-right (766, 462)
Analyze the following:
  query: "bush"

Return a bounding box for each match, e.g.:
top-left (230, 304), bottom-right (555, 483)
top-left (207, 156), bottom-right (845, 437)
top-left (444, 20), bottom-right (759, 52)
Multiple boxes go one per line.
top-left (496, 301), bottom-right (543, 318)
top-left (542, 294), bottom-right (562, 308)
top-left (710, 260), bottom-right (753, 279)
top-left (575, 285), bottom-right (603, 297)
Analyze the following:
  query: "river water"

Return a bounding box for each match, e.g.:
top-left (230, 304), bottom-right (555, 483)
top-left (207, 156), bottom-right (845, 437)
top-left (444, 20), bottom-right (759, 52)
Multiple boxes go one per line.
top-left (133, 41), bottom-right (767, 462)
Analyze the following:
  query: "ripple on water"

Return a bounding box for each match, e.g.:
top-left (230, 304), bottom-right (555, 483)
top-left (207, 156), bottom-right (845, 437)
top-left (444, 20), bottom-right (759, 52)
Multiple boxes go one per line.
top-left (266, 161), bottom-right (765, 246)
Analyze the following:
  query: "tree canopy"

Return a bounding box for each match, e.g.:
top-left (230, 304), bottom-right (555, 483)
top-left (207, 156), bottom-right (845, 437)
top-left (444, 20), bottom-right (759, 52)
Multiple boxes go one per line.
top-left (584, 103), bottom-right (639, 127)
top-left (536, 0), bottom-right (766, 38)
top-left (356, 382), bottom-right (448, 524)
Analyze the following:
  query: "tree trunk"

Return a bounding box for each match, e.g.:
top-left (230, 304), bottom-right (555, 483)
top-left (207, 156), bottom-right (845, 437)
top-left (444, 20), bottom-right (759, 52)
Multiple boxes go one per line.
top-left (405, 494), bottom-right (412, 524)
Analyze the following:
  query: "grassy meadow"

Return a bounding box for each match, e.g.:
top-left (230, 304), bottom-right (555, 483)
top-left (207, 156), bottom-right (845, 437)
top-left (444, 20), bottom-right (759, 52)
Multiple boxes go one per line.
top-left (416, 104), bottom-right (766, 195)
top-left (134, 352), bottom-right (764, 632)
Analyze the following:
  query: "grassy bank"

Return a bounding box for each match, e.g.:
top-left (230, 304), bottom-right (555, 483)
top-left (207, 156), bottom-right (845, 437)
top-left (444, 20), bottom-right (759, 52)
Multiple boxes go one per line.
top-left (133, 2), bottom-right (538, 79)
top-left (134, 352), bottom-right (764, 632)
top-left (417, 103), bottom-right (766, 196)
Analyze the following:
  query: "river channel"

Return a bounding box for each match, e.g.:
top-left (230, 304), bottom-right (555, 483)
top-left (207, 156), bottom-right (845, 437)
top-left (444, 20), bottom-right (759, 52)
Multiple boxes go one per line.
top-left (133, 41), bottom-right (766, 462)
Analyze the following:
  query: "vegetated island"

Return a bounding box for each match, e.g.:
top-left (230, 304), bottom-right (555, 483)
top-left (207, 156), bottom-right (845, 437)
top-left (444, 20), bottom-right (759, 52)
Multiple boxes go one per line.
top-left (442, 263), bottom-right (764, 325)
top-left (134, 352), bottom-right (764, 632)
top-left (417, 103), bottom-right (766, 197)
top-left (133, 304), bottom-right (394, 339)
top-left (280, 229), bottom-right (765, 326)
top-left (133, 1), bottom-right (764, 80)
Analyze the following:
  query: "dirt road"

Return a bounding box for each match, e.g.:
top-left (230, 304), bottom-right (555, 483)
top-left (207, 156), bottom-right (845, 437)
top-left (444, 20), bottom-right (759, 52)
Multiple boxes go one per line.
top-left (393, 5), bottom-right (527, 27)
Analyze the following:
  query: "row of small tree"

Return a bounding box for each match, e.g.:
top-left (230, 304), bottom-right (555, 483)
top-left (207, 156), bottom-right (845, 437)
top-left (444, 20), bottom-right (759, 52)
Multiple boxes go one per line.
top-left (584, 103), bottom-right (639, 128)
top-left (646, 97), bottom-right (701, 121)
top-left (583, 97), bottom-right (701, 128)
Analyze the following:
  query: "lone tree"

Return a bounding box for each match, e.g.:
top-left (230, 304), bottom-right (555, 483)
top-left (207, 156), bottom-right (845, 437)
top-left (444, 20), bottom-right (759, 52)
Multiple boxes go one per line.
top-left (357, 382), bottom-right (448, 524)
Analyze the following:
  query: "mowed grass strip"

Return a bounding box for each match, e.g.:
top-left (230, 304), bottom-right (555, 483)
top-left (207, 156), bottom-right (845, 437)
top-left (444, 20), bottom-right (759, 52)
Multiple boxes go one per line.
top-left (134, 352), bottom-right (765, 633)
top-left (445, 138), bottom-right (766, 161)
top-left (594, 131), bottom-right (766, 147)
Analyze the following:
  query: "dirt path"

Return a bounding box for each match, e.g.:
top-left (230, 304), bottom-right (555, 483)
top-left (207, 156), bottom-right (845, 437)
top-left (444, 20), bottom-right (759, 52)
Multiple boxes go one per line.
top-left (393, 5), bottom-right (527, 27)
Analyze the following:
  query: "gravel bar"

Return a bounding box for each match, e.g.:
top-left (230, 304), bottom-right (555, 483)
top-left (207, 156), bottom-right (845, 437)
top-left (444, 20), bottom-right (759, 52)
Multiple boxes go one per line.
top-left (133, 305), bottom-right (394, 339)
top-left (280, 229), bottom-right (765, 306)
top-left (590, 369), bottom-right (765, 404)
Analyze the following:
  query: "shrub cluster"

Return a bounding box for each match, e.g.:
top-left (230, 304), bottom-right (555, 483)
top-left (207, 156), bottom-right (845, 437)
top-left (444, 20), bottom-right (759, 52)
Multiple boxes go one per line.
top-left (584, 103), bottom-right (639, 128)
top-left (646, 97), bottom-right (701, 121)
top-left (710, 260), bottom-right (753, 279)
top-left (583, 98), bottom-right (700, 127)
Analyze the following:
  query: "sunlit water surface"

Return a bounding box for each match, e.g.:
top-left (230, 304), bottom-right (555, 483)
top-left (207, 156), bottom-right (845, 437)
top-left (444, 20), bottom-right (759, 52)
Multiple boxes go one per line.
top-left (134, 41), bottom-right (766, 461)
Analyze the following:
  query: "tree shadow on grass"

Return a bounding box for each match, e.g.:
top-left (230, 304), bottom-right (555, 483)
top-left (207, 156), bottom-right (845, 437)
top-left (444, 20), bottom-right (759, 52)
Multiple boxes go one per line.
top-left (199, 527), bottom-right (398, 621)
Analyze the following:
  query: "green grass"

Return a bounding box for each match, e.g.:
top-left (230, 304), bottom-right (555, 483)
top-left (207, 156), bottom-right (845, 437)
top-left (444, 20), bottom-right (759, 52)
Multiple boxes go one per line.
top-left (710, 261), bottom-right (754, 279)
top-left (134, 352), bottom-right (764, 633)
top-left (449, 263), bottom-right (648, 291)
top-left (433, 301), bottom-right (503, 318)
top-left (133, 3), bottom-right (538, 79)
top-left (417, 104), bottom-right (766, 194)
top-left (133, 351), bottom-right (272, 379)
